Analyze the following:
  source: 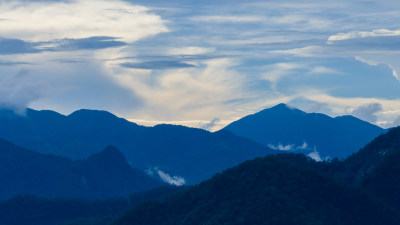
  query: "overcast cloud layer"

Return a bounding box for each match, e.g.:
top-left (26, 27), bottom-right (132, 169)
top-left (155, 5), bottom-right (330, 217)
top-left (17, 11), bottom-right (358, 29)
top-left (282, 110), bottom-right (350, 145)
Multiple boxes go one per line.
top-left (1, 0), bottom-right (400, 130)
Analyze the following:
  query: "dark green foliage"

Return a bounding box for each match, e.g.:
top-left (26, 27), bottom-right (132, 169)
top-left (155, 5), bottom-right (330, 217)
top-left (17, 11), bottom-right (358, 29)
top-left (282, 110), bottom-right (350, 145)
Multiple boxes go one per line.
top-left (223, 103), bottom-right (385, 158)
top-left (336, 126), bottom-right (400, 210)
top-left (340, 126), bottom-right (400, 184)
top-left (0, 195), bottom-right (129, 225)
top-left (360, 148), bottom-right (400, 210)
top-left (0, 186), bottom-right (181, 225)
top-left (114, 154), bottom-right (400, 225)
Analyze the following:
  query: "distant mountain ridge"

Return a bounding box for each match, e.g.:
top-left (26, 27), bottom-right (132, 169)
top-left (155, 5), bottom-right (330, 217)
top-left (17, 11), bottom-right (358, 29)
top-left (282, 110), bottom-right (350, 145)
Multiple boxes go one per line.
top-left (112, 127), bottom-right (400, 225)
top-left (223, 103), bottom-right (385, 158)
top-left (113, 153), bottom-right (400, 225)
top-left (0, 108), bottom-right (275, 184)
top-left (3, 113), bottom-right (400, 224)
top-left (0, 139), bottom-right (162, 200)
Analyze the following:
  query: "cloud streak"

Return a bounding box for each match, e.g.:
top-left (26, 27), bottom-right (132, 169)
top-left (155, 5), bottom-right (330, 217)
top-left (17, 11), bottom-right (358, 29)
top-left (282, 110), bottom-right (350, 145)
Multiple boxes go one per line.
top-left (328, 29), bottom-right (400, 42)
top-left (121, 61), bottom-right (196, 70)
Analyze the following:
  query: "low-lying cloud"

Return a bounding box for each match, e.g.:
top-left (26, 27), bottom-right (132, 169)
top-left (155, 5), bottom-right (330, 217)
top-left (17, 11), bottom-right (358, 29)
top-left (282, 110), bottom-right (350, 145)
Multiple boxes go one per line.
top-left (307, 150), bottom-right (322, 162)
top-left (146, 167), bottom-right (186, 186)
top-left (268, 143), bottom-right (294, 151)
top-left (200, 118), bottom-right (221, 131)
top-left (268, 142), bottom-right (309, 151)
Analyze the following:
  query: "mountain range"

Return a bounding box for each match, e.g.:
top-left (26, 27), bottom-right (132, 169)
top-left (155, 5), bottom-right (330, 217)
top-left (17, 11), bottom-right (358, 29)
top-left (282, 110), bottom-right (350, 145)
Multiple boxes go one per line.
top-left (0, 104), bottom-right (385, 184)
top-left (223, 103), bottom-right (385, 159)
top-left (112, 126), bottom-right (400, 225)
top-left (0, 139), bottom-right (161, 200)
top-left (0, 108), bottom-right (274, 184)
top-left (1, 104), bottom-right (399, 224)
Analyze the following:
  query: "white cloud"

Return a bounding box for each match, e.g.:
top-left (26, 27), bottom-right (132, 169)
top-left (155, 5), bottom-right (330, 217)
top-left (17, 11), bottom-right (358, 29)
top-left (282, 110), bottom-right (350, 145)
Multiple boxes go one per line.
top-left (1, 0), bottom-right (400, 130)
top-left (268, 142), bottom-right (309, 151)
top-left (272, 29), bottom-right (400, 82)
top-left (302, 93), bottom-right (400, 128)
top-left (0, 70), bottom-right (46, 114)
top-left (0, 0), bottom-right (168, 42)
top-left (309, 66), bottom-right (342, 75)
top-left (296, 142), bottom-right (308, 150)
top-left (307, 150), bottom-right (322, 162)
top-left (328, 29), bottom-right (400, 42)
top-left (165, 46), bottom-right (216, 56)
top-left (270, 46), bottom-right (324, 57)
top-left (262, 63), bottom-right (303, 89)
top-left (268, 143), bottom-right (294, 151)
top-left (102, 51), bottom-right (255, 121)
top-left (156, 169), bottom-right (186, 186)
top-left (354, 55), bottom-right (400, 81)
top-left (191, 15), bottom-right (266, 23)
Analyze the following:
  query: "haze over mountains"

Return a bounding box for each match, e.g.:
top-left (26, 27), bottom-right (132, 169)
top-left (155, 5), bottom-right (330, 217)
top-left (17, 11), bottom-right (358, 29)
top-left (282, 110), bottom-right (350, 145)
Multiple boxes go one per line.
top-left (223, 103), bottom-right (385, 159)
top-left (0, 139), bottom-right (161, 200)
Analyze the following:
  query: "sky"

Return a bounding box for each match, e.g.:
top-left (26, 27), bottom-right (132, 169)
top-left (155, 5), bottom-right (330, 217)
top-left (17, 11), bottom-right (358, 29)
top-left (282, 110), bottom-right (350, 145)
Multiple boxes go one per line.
top-left (1, 0), bottom-right (400, 131)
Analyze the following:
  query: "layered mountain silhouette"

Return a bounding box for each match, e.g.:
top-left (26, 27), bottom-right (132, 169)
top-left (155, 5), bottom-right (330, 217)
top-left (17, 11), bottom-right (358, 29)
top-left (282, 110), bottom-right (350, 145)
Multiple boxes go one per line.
top-left (0, 139), bottom-right (161, 200)
top-left (110, 127), bottom-right (400, 224)
top-left (2, 106), bottom-right (400, 224)
top-left (113, 153), bottom-right (400, 225)
top-left (223, 103), bottom-right (385, 158)
top-left (0, 108), bottom-right (274, 184)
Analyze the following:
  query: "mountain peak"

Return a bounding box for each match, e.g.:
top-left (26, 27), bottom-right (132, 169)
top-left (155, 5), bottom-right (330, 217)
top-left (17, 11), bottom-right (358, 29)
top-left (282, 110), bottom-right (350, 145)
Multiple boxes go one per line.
top-left (268, 103), bottom-right (304, 113)
top-left (88, 145), bottom-right (126, 164)
top-left (223, 103), bottom-right (384, 158)
top-left (68, 109), bottom-right (118, 120)
top-left (272, 103), bottom-right (294, 109)
top-left (248, 103), bottom-right (305, 119)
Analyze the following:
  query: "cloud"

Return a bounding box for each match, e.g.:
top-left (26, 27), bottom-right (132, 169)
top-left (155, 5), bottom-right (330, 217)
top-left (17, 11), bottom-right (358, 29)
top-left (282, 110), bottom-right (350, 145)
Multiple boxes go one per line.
top-left (262, 63), bottom-right (304, 89)
top-left (328, 29), bottom-right (400, 42)
top-left (147, 167), bottom-right (185, 186)
top-left (165, 46), bottom-right (216, 56)
top-left (103, 56), bottom-right (253, 121)
top-left (0, 0), bottom-right (168, 43)
top-left (296, 142), bottom-right (308, 150)
top-left (191, 15), bottom-right (266, 23)
top-left (55, 36), bottom-right (127, 51)
top-left (0, 38), bottom-right (40, 54)
top-left (121, 61), bottom-right (196, 70)
top-left (309, 66), bottom-right (342, 75)
top-left (0, 69), bottom-right (46, 114)
top-left (268, 142), bottom-right (309, 151)
top-left (288, 97), bottom-right (333, 115)
top-left (307, 150), bottom-right (322, 162)
top-left (199, 118), bottom-right (221, 131)
top-left (268, 143), bottom-right (294, 151)
top-left (350, 103), bottom-right (383, 123)
top-left (1, 0), bottom-right (400, 130)
top-left (298, 92), bottom-right (400, 128)
top-left (0, 60), bottom-right (30, 66)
